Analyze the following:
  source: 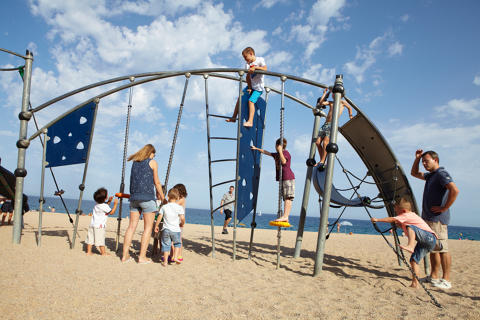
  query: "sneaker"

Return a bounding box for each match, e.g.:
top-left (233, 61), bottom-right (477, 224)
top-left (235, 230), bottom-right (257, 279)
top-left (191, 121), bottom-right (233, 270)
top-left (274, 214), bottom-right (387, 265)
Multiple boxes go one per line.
top-left (419, 275), bottom-right (440, 284)
top-left (222, 229), bottom-right (228, 234)
top-left (433, 279), bottom-right (452, 289)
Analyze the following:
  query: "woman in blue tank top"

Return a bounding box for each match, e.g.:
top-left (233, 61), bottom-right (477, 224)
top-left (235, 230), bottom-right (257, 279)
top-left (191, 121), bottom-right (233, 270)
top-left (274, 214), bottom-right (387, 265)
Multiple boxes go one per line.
top-left (121, 144), bottom-right (166, 264)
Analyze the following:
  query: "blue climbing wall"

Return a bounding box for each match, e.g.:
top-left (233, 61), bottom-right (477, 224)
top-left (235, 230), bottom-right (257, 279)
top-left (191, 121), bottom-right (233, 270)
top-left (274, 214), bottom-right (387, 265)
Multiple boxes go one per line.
top-left (46, 102), bottom-right (97, 168)
top-left (236, 95), bottom-right (267, 223)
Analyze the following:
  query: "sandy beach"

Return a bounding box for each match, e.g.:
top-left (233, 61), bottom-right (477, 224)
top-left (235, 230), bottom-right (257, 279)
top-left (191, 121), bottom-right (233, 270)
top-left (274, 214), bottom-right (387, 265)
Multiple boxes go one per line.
top-left (1, 211), bottom-right (479, 319)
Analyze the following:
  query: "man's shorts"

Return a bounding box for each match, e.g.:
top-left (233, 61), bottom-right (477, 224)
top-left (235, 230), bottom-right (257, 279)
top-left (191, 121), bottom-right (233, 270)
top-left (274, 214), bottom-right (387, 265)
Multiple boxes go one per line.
top-left (85, 226), bottom-right (106, 246)
top-left (282, 180), bottom-right (295, 201)
top-left (425, 220), bottom-right (448, 253)
top-left (318, 122), bottom-right (331, 138)
top-left (243, 87), bottom-right (262, 103)
top-left (408, 225), bottom-right (436, 264)
top-left (161, 229), bottom-right (181, 251)
top-left (1, 202), bottom-right (14, 213)
top-left (224, 209), bottom-right (232, 220)
top-left (129, 200), bottom-right (157, 214)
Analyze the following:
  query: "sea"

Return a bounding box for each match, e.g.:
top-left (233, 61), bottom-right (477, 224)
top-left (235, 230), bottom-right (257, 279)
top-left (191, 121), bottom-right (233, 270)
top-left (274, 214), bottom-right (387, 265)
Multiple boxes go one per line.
top-left (26, 196), bottom-right (480, 241)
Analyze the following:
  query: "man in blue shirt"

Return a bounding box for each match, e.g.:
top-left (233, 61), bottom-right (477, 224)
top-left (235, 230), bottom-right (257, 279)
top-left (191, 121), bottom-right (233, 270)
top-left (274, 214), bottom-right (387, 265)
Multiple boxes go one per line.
top-left (411, 150), bottom-right (459, 289)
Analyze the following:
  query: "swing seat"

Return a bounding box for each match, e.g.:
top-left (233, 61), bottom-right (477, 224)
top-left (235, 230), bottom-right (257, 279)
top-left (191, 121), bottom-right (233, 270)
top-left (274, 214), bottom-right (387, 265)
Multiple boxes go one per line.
top-left (312, 165), bottom-right (383, 209)
top-left (115, 193), bottom-right (130, 199)
top-left (269, 221), bottom-right (291, 228)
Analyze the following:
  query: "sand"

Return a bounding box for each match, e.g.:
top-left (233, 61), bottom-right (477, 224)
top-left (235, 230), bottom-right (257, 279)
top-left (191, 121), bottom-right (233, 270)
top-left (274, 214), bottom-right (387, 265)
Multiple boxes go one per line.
top-left (0, 211), bottom-right (479, 319)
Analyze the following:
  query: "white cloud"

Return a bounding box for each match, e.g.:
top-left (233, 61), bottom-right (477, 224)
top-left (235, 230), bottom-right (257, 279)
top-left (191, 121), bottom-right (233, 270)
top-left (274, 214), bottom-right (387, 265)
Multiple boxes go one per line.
top-left (0, 130), bottom-right (16, 137)
top-left (27, 42), bottom-right (38, 56)
top-left (388, 41), bottom-right (404, 57)
top-left (302, 64), bottom-right (336, 85)
top-left (474, 75), bottom-right (480, 86)
top-left (265, 51), bottom-right (293, 72)
top-left (434, 98), bottom-right (480, 119)
top-left (400, 14), bottom-right (410, 22)
top-left (253, 0), bottom-right (286, 9)
top-left (272, 26), bottom-right (282, 36)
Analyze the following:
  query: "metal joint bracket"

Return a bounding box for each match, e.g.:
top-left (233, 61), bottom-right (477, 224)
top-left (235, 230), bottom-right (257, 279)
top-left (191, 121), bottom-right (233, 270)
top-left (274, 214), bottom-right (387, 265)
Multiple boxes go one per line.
top-left (203, 74), bottom-right (209, 79)
top-left (185, 72), bottom-right (191, 78)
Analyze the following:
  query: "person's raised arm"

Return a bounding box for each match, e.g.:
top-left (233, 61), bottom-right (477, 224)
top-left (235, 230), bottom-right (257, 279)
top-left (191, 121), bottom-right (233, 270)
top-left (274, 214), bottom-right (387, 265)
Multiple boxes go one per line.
top-left (371, 217), bottom-right (396, 223)
top-left (410, 149), bottom-right (425, 180)
top-left (275, 144), bottom-right (287, 165)
top-left (431, 182), bottom-right (459, 213)
top-left (319, 88), bottom-right (329, 105)
top-left (109, 198), bottom-right (119, 215)
top-left (251, 146), bottom-right (273, 157)
top-left (343, 100), bottom-right (354, 119)
top-left (150, 159), bottom-right (166, 201)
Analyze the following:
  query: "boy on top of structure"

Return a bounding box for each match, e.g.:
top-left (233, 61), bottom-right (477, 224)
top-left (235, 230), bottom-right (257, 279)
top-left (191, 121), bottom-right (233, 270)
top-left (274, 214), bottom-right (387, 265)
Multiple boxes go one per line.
top-left (226, 47), bottom-right (267, 127)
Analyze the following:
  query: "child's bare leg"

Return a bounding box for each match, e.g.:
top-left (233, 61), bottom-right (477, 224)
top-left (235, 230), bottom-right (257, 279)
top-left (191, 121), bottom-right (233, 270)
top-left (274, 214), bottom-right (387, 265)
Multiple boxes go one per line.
top-left (275, 199), bottom-right (292, 222)
top-left (2, 214), bottom-right (6, 225)
top-left (226, 98), bottom-right (240, 123)
top-left (320, 136), bottom-right (329, 164)
top-left (173, 247), bottom-right (182, 264)
top-left (99, 246), bottom-right (110, 256)
top-left (243, 101), bottom-right (255, 127)
top-left (86, 244), bottom-right (94, 256)
top-left (399, 226), bottom-right (416, 253)
top-left (7, 213), bottom-right (13, 225)
top-left (409, 260), bottom-right (420, 289)
top-left (162, 251), bottom-right (169, 267)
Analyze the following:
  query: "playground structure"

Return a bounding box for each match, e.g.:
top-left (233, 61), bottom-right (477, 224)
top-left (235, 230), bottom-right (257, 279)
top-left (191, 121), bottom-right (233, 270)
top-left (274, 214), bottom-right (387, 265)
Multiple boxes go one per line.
top-left (1, 47), bottom-right (426, 277)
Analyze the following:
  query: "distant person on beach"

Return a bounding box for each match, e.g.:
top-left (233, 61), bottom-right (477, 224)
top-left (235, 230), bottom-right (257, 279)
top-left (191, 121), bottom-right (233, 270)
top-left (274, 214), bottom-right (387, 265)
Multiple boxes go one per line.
top-left (1, 198), bottom-right (14, 226)
top-left (226, 47), bottom-right (267, 128)
top-left (251, 138), bottom-right (295, 223)
top-left (154, 188), bottom-right (184, 267)
top-left (371, 198), bottom-right (438, 289)
top-left (315, 88), bottom-right (354, 167)
top-left (86, 187), bottom-right (119, 256)
top-left (337, 223), bottom-right (341, 234)
top-left (173, 183), bottom-right (187, 261)
top-left (411, 149), bottom-right (459, 289)
top-left (219, 186), bottom-right (235, 234)
top-left (121, 144), bottom-right (166, 264)
top-left (51, 207), bottom-right (55, 213)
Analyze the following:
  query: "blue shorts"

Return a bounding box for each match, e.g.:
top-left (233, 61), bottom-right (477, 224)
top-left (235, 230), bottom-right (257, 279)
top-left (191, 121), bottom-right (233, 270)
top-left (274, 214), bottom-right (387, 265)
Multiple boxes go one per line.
top-left (243, 87), bottom-right (262, 103)
top-left (129, 200), bottom-right (157, 214)
top-left (161, 229), bottom-right (182, 252)
top-left (408, 225), bottom-right (436, 264)
top-left (318, 122), bottom-right (331, 138)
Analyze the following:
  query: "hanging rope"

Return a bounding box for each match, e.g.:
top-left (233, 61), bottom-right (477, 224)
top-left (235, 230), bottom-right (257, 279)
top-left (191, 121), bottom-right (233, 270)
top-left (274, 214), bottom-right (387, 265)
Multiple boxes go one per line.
top-left (115, 81), bottom-right (134, 252)
top-left (164, 73), bottom-right (190, 193)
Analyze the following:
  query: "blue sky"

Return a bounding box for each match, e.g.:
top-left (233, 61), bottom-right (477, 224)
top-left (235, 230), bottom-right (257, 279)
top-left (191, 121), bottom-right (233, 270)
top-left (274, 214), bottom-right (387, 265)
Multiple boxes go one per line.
top-left (1, 0), bottom-right (479, 227)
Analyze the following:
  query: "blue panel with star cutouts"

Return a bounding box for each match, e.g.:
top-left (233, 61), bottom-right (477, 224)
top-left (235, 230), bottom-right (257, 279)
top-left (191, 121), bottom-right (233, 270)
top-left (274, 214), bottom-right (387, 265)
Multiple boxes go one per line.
top-left (46, 102), bottom-right (97, 168)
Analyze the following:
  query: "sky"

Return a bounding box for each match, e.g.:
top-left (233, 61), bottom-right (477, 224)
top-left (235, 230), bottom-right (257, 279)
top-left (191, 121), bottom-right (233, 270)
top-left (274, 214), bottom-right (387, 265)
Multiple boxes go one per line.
top-left (1, 0), bottom-right (480, 227)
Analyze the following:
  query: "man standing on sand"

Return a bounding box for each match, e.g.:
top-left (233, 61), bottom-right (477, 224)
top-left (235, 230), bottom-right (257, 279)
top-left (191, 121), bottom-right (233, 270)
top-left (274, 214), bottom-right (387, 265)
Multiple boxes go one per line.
top-left (219, 186), bottom-right (235, 234)
top-left (411, 150), bottom-right (459, 289)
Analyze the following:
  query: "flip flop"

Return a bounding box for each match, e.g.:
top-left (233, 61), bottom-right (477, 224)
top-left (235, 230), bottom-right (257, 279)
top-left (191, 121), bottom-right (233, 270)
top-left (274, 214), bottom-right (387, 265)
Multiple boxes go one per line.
top-left (122, 257), bottom-right (134, 263)
top-left (138, 260), bottom-right (152, 265)
top-left (177, 256), bottom-right (183, 262)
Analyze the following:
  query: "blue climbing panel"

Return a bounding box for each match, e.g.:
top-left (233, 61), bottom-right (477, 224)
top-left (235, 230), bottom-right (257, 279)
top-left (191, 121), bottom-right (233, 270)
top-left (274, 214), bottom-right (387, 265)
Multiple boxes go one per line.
top-left (236, 95), bottom-right (267, 223)
top-left (46, 102), bottom-right (97, 168)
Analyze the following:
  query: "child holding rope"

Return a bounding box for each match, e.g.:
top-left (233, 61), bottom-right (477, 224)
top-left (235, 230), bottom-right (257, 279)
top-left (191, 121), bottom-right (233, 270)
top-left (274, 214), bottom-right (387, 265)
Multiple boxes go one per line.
top-left (226, 47), bottom-right (267, 127)
top-left (86, 187), bottom-right (119, 256)
top-left (251, 138), bottom-right (295, 223)
top-left (371, 198), bottom-right (439, 289)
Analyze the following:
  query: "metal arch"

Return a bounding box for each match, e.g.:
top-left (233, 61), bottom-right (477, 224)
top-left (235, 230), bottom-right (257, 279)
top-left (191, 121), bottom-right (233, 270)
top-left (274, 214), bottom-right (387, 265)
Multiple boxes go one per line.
top-left (0, 47), bottom-right (29, 60)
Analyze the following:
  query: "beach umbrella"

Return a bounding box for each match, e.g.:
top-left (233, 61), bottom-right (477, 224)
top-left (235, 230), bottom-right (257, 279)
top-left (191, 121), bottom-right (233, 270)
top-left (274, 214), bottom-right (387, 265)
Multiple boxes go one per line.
top-left (341, 221), bottom-right (353, 234)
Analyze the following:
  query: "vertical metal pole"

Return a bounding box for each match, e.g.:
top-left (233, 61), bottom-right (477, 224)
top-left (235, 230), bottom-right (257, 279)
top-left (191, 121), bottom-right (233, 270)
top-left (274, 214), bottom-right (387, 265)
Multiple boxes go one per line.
top-left (293, 109), bottom-right (322, 258)
top-left (205, 74), bottom-right (217, 258)
top-left (233, 71), bottom-right (245, 262)
top-left (12, 50), bottom-right (33, 244)
top-left (276, 76), bottom-right (287, 269)
top-left (313, 75), bottom-right (344, 277)
top-left (71, 100), bottom-right (100, 249)
top-left (116, 80), bottom-right (134, 252)
top-left (37, 130), bottom-right (49, 247)
top-left (248, 88), bottom-right (270, 259)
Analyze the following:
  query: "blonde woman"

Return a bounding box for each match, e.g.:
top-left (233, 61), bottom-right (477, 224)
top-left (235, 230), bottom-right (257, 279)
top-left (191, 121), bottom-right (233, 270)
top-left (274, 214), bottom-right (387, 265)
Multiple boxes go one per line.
top-left (121, 144), bottom-right (165, 264)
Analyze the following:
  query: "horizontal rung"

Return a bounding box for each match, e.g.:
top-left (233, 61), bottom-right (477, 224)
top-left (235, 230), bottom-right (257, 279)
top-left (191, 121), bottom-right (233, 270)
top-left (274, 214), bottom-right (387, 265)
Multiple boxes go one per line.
top-left (207, 114), bottom-right (237, 120)
top-left (210, 137), bottom-right (237, 141)
top-left (210, 159), bottom-right (236, 164)
top-left (211, 179), bottom-right (236, 188)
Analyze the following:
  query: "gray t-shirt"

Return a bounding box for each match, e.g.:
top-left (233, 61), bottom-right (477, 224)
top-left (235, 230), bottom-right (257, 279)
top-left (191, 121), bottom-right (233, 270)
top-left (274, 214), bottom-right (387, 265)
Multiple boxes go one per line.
top-left (221, 192), bottom-right (235, 211)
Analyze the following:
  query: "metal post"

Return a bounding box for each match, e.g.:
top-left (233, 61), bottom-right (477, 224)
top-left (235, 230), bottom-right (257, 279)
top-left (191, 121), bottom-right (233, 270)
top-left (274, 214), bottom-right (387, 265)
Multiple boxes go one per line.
top-left (205, 74), bottom-right (217, 258)
top-left (71, 99), bottom-right (100, 249)
top-left (293, 109), bottom-right (322, 258)
top-left (37, 130), bottom-right (49, 246)
top-left (12, 50), bottom-right (33, 244)
top-left (276, 76), bottom-right (287, 269)
top-left (248, 88), bottom-right (270, 259)
top-left (233, 71), bottom-right (245, 262)
top-left (313, 75), bottom-right (344, 277)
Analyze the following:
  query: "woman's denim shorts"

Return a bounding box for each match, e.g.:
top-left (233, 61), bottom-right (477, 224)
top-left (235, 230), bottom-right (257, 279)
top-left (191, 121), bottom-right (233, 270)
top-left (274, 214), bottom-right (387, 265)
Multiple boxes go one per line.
top-left (129, 200), bottom-right (157, 214)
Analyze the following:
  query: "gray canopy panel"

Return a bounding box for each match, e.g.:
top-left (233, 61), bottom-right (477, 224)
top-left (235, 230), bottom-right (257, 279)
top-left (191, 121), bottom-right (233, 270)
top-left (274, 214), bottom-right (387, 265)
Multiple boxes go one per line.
top-left (336, 115), bottom-right (420, 217)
